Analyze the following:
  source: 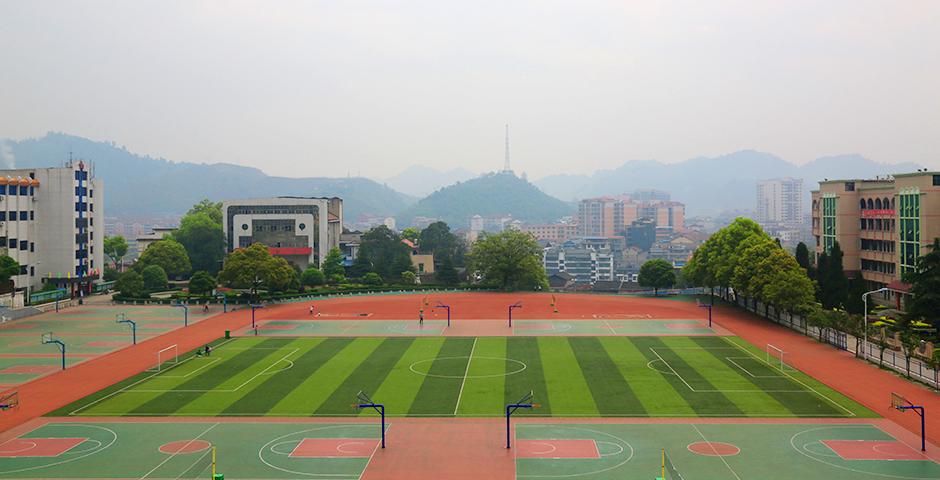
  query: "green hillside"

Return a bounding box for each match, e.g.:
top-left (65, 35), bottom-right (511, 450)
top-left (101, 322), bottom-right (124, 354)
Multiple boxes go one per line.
top-left (398, 172), bottom-right (574, 228)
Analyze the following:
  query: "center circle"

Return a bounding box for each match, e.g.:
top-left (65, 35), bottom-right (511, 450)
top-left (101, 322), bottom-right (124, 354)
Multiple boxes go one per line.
top-left (409, 356), bottom-right (527, 379)
top-left (159, 440), bottom-right (212, 454)
top-left (687, 441), bottom-right (740, 457)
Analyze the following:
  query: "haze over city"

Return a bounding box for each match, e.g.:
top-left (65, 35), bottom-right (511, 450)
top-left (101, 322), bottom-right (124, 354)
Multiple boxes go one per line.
top-left (2, 1), bottom-right (939, 179)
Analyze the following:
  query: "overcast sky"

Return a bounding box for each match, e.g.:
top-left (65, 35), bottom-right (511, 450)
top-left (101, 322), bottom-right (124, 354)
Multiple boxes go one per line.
top-left (1, 1), bottom-right (938, 179)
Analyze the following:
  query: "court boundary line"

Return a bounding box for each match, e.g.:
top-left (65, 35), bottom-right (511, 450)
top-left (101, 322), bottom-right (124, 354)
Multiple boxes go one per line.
top-left (139, 423), bottom-right (218, 479)
top-left (690, 424), bottom-right (742, 480)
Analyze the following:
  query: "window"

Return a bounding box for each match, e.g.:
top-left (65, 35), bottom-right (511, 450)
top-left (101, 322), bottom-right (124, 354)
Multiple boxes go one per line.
top-left (19, 240), bottom-right (27, 250)
top-left (29, 266), bottom-right (34, 276)
top-left (7, 238), bottom-right (14, 248)
top-left (19, 211), bottom-right (27, 221)
top-left (934, 175), bottom-right (940, 186)
top-left (30, 242), bottom-right (34, 252)
top-left (241, 223), bottom-right (248, 231)
top-left (8, 187), bottom-right (15, 196)
top-left (29, 187), bottom-right (33, 195)
top-left (89, 218), bottom-right (93, 226)
top-left (19, 265), bottom-right (26, 275)
top-left (90, 189), bottom-right (93, 198)
top-left (845, 182), bottom-right (855, 191)
top-left (0, 212), bottom-right (6, 221)
top-left (19, 186), bottom-right (27, 195)
top-left (0, 185), bottom-right (5, 195)
top-left (29, 211), bottom-right (34, 221)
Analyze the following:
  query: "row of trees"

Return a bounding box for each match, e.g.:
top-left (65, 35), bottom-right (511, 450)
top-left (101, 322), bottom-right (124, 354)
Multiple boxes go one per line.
top-left (684, 217), bottom-right (815, 316)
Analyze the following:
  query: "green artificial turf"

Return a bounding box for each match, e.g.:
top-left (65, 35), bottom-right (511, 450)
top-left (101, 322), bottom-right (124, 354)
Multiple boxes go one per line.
top-left (51, 335), bottom-right (875, 418)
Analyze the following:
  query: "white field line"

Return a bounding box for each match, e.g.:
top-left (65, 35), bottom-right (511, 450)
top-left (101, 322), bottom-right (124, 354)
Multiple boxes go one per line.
top-left (604, 320), bottom-right (617, 336)
top-left (68, 338), bottom-right (237, 416)
top-left (721, 337), bottom-right (857, 417)
top-left (724, 357), bottom-right (784, 379)
top-left (648, 347), bottom-right (696, 392)
top-left (357, 423), bottom-right (391, 480)
top-left (453, 337), bottom-right (477, 415)
top-left (159, 358), bottom-right (220, 378)
top-left (73, 411), bottom-right (863, 418)
top-left (129, 348), bottom-right (299, 393)
top-left (690, 424), bottom-right (742, 480)
top-left (140, 423), bottom-right (218, 479)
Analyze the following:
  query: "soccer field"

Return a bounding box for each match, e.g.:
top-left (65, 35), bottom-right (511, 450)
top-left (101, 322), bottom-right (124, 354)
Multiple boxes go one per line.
top-left (54, 335), bottom-right (873, 418)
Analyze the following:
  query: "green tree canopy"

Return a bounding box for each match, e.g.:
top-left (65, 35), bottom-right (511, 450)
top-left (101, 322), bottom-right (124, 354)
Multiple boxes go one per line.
top-left (188, 271), bottom-right (216, 295)
top-left (795, 242), bottom-right (812, 275)
top-left (400, 271), bottom-right (417, 284)
top-left (115, 270), bottom-right (145, 298)
top-left (322, 247), bottom-right (345, 279)
top-left (638, 259), bottom-right (676, 294)
top-left (401, 227), bottom-right (421, 242)
top-left (419, 221), bottom-right (456, 257)
top-left (103, 236), bottom-right (129, 269)
top-left (359, 226), bottom-right (414, 280)
top-left (905, 238), bottom-right (940, 333)
top-left (141, 265), bottom-right (168, 291)
top-left (187, 198), bottom-right (223, 225)
top-left (436, 254), bottom-right (459, 285)
top-left (362, 272), bottom-right (383, 285)
top-left (301, 267), bottom-right (325, 287)
top-left (348, 254), bottom-right (373, 278)
top-left (218, 243), bottom-right (296, 292)
top-left (136, 238), bottom-right (191, 278)
top-left (173, 211), bottom-right (225, 274)
top-left (817, 241), bottom-right (849, 309)
top-left (467, 230), bottom-right (548, 291)
top-left (0, 256), bottom-right (19, 285)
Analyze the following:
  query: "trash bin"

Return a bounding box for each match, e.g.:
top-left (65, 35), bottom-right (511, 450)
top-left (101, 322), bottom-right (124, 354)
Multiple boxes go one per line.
top-left (224, 330), bottom-right (230, 339)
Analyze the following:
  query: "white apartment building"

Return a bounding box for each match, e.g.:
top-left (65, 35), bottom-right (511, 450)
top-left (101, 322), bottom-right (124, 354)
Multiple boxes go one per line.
top-left (222, 197), bottom-right (343, 269)
top-left (0, 162), bottom-right (104, 300)
top-left (757, 177), bottom-right (804, 226)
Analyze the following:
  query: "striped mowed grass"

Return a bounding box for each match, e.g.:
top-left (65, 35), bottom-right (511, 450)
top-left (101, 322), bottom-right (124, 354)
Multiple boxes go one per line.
top-left (54, 336), bottom-right (874, 418)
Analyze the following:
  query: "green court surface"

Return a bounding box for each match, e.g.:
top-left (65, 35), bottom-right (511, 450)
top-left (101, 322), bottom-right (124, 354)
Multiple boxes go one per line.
top-left (0, 420), bottom-right (382, 479)
top-left (53, 335), bottom-right (873, 418)
top-left (1, 420), bottom-right (937, 479)
top-left (248, 319), bottom-right (716, 336)
top-left (0, 305), bottom-right (212, 386)
top-left (515, 422), bottom-right (940, 479)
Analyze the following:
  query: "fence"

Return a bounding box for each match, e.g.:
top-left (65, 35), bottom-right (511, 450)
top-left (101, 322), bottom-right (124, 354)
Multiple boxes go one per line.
top-left (721, 291), bottom-right (940, 390)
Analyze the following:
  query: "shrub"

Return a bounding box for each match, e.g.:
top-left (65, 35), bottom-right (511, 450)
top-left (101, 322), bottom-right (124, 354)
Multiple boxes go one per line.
top-left (141, 265), bottom-right (169, 291)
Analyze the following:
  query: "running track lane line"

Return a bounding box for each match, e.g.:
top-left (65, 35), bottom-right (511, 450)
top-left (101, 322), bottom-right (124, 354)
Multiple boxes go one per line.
top-left (690, 423), bottom-right (741, 480)
top-left (453, 337), bottom-right (477, 416)
top-left (140, 422), bottom-right (218, 479)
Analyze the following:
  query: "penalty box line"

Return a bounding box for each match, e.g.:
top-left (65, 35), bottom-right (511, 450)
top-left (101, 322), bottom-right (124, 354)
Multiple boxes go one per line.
top-left (68, 338), bottom-right (239, 416)
top-left (648, 347), bottom-right (851, 398)
top-left (124, 347), bottom-right (299, 393)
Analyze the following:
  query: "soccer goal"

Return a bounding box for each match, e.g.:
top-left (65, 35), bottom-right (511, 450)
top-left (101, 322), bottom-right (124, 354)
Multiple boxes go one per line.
top-left (149, 344), bottom-right (179, 372)
top-left (766, 344), bottom-right (791, 371)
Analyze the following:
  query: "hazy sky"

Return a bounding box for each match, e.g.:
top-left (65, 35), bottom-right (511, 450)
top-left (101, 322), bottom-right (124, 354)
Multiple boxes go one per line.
top-left (1, 1), bottom-right (938, 179)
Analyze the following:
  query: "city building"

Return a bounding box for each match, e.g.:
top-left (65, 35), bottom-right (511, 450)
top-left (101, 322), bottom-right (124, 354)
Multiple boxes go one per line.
top-left (577, 195), bottom-right (684, 238)
top-left (757, 177), bottom-right (804, 226)
top-left (543, 241), bottom-right (614, 285)
top-left (626, 218), bottom-right (656, 251)
top-left (136, 226), bottom-right (176, 253)
top-left (810, 171), bottom-right (940, 296)
top-left (518, 222), bottom-right (579, 243)
top-left (402, 239), bottom-right (435, 275)
top-left (222, 197), bottom-right (342, 270)
top-left (0, 162), bottom-right (104, 301)
top-left (639, 200), bottom-right (685, 233)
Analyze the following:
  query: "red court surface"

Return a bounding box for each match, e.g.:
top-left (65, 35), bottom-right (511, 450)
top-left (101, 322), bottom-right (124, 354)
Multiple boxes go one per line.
top-left (0, 365), bottom-right (58, 375)
top-left (515, 439), bottom-right (600, 459)
top-left (158, 439), bottom-right (212, 454)
top-left (687, 441), bottom-right (741, 456)
top-left (0, 437), bottom-right (85, 457)
top-left (289, 438), bottom-right (377, 458)
top-left (822, 440), bottom-right (926, 461)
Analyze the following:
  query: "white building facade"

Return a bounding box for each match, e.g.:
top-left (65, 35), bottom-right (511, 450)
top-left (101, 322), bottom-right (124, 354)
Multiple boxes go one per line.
top-left (222, 197), bottom-right (343, 270)
top-left (757, 177), bottom-right (804, 226)
top-left (0, 162), bottom-right (104, 300)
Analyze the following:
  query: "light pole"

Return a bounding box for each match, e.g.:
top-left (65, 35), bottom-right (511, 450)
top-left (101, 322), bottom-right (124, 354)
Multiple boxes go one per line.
top-left (862, 287), bottom-right (889, 359)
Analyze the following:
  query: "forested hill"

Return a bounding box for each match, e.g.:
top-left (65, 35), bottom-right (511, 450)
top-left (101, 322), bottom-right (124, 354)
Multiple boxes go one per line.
top-left (397, 172), bottom-right (574, 228)
top-left (1, 132), bottom-right (415, 220)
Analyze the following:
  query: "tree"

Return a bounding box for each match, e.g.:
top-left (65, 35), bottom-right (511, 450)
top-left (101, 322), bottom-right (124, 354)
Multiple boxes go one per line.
top-left (187, 198), bottom-right (223, 225)
top-left (103, 266), bottom-right (120, 282)
top-left (348, 254), bottom-right (373, 278)
top-left (845, 276), bottom-right (868, 315)
top-left (301, 267), bottom-right (326, 287)
top-left (137, 238), bottom-right (192, 278)
top-left (401, 227), bottom-right (420, 242)
top-left (188, 271), bottom-right (216, 295)
top-left (927, 348), bottom-right (940, 391)
top-left (795, 242), bottom-right (813, 277)
top-left (362, 272), bottom-right (383, 285)
top-left (436, 254), bottom-right (459, 285)
top-left (0, 255), bottom-right (20, 284)
top-left (115, 271), bottom-right (145, 298)
top-left (899, 325), bottom-right (923, 378)
top-left (359, 226), bottom-right (414, 281)
top-left (419, 221), bottom-right (457, 259)
top-left (141, 265), bottom-right (168, 291)
top-left (103, 236), bottom-right (129, 270)
top-left (322, 247), bottom-right (345, 280)
top-left (817, 241), bottom-right (849, 309)
top-left (401, 271), bottom-right (417, 284)
top-left (218, 243), bottom-right (296, 293)
top-left (467, 230), bottom-right (548, 291)
top-left (638, 259), bottom-right (676, 295)
top-left (173, 212), bottom-right (225, 274)
top-left (904, 238), bottom-right (940, 333)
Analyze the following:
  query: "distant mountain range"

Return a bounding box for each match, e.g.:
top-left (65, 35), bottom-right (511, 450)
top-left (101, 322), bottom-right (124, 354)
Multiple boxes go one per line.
top-left (382, 165), bottom-right (478, 197)
top-left (397, 172), bottom-right (575, 228)
top-left (1, 133), bottom-right (416, 221)
top-left (535, 150), bottom-right (923, 215)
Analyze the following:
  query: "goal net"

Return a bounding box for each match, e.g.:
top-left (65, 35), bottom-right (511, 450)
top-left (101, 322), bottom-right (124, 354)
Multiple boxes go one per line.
top-left (766, 344), bottom-right (793, 371)
top-left (149, 344), bottom-right (179, 372)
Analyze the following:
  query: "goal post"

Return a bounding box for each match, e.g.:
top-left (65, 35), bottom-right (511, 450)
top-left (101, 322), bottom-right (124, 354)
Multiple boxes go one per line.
top-left (149, 344), bottom-right (179, 372)
top-left (766, 344), bottom-right (787, 370)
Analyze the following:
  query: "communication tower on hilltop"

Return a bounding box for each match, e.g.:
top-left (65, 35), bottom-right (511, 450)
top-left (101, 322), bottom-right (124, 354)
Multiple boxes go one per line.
top-left (502, 124), bottom-right (514, 175)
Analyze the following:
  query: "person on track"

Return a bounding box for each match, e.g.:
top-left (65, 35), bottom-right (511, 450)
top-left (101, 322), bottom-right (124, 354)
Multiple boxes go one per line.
top-left (419, 308), bottom-right (424, 325)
